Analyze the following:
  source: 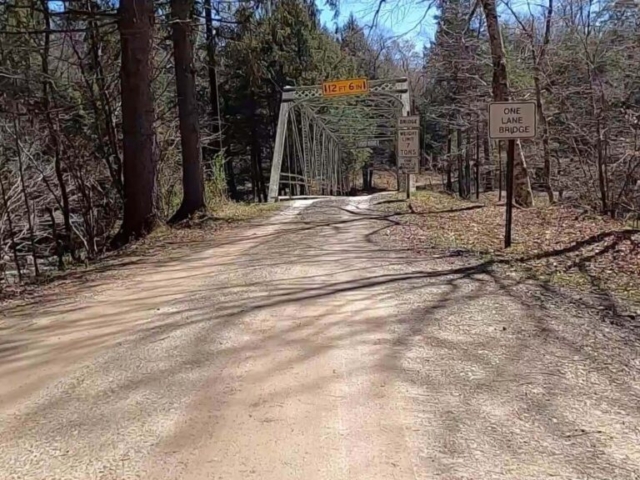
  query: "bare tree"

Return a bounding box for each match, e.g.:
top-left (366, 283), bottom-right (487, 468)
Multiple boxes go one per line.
top-left (12, 110), bottom-right (39, 276)
top-left (40, 0), bottom-right (75, 259)
top-left (480, 0), bottom-right (534, 207)
top-left (204, 0), bottom-right (237, 199)
top-left (504, 0), bottom-right (555, 203)
top-left (0, 165), bottom-right (21, 282)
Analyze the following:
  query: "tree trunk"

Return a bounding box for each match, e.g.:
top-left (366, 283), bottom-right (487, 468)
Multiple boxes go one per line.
top-left (457, 128), bottom-right (464, 197)
top-left (248, 96), bottom-right (267, 202)
top-left (204, 0), bottom-right (237, 200)
top-left (88, 0), bottom-right (124, 198)
top-left (465, 128), bottom-right (472, 198)
top-left (480, 0), bottom-right (533, 207)
top-left (533, 75), bottom-right (553, 204)
top-left (169, 0), bottom-right (205, 223)
top-left (514, 141), bottom-right (534, 207)
top-left (482, 127), bottom-right (495, 190)
top-left (41, 0), bottom-right (76, 260)
top-left (13, 111), bottom-right (39, 277)
top-left (250, 144), bottom-right (258, 202)
top-left (47, 207), bottom-right (65, 271)
top-left (596, 117), bottom-right (608, 214)
top-left (497, 140), bottom-right (503, 201)
top-left (446, 130), bottom-right (453, 192)
top-left (113, 0), bottom-right (158, 245)
top-left (0, 171), bottom-right (21, 282)
top-left (68, 3), bottom-right (123, 198)
top-left (528, 16), bottom-right (553, 202)
top-left (475, 119), bottom-right (481, 199)
top-left (535, 0), bottom-right (554, 203)
top-left (588, 63), bottom-right (609, 215)
top-left (255, 138), bottom-right (267, 202)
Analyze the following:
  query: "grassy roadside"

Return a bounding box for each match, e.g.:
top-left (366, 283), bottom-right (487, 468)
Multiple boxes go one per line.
top-left (203, 199), bottom-right (282, 223)
top-left (373, 190), bottom-right (640, 307)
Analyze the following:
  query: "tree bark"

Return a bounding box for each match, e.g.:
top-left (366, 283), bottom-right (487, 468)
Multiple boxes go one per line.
top-left (0, 171), bottom-right (21, 282)
top-left (475, 118), bottom-right (481, 199)
top-left (457, 128), bottom-right (464, 197)
top-left (533, 0), bottom-right (554, 203)
top-left (250, 139), bottom-right (257, 201)
top-left (169, 0), bottom-right (206, 223)
top-left (47, 207), bottom-right (65, 271)
top-left (483, 125), bottom-right (492, 191)
top-left (88, 0), bottom-right (124, 198)
top-left (588, 63), bottom-right (609, 215)
top-left (479, 0), bottom-right (534, 207)
top-left (113, 0), bottom-right (158, 245)
top-left (446, 129), bottom-right (453, 192)
top-left (255, 139), bottom-right (267, 202)
top-left (67, 2), bottom-right (123, 198)
top-left (497, 140), bottom-right (503, 201)
top-left (465, 128), bottom-right (472, 198)
top-left (13, 111), bottom-right (39, 277)
top-left (41, 0), bottom-right (76, 260)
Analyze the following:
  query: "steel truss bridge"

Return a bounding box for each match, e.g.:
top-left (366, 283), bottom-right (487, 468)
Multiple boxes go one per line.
top-left (268, 78), bottom-right (411, 202)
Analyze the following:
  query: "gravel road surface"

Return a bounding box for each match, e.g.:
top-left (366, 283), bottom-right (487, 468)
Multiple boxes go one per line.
top-left (1, 196), bottom-right (639, 479)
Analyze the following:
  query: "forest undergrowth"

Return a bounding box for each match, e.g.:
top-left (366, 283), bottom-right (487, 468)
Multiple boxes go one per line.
top-left (0, 201), bottom-right (280, 304)
top-left (373, 190), bottom-right (640, 310)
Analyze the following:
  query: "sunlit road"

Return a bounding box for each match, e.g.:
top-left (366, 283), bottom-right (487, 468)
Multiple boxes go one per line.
top-left (1, 196), bottom-right (638, 479)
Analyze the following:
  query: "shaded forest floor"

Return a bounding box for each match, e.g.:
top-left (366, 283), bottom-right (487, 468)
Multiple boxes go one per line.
top-left (0, 201), bottom-right (281, 305)
top-left (372, 190), bottom-right (640, 315)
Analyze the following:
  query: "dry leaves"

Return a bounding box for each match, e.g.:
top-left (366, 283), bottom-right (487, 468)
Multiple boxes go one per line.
top-left (374, 191), bottom-right (640, 304)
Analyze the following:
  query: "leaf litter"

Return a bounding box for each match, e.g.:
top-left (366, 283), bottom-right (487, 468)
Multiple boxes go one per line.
top-left (373, 191), bottom-right (640, 309)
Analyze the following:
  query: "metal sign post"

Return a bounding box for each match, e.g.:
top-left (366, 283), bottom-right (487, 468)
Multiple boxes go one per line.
top-left (488, 102), bottom-right (537, 248)
top-left (397, 116), bottom-right (420, 199)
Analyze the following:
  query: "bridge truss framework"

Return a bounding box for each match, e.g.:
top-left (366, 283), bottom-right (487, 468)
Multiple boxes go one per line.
top-left (268, 78), bottom-right (411, 201)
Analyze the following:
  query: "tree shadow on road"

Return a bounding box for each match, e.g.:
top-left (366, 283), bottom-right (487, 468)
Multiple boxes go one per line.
top-left (1, 198), bottom-right (639, 479)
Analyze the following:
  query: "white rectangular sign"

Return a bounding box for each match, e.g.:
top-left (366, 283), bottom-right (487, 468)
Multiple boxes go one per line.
top-left (489, 102), bottom-right (537, 139)
top-left (398, 129), bottom-right (419, 157)
top-left (398, 116), bottom-right (420, 129)
top-left (355, 139), bottom-right (380, 148)
top-left (398, 157), bottom-right (419, 173)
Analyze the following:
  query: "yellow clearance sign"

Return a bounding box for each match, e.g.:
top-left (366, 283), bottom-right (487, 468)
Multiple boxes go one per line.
top-left (322, 78), bottom-right (369, 97)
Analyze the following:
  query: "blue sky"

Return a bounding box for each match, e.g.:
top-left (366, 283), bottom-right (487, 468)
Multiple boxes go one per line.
top-left (51, 0), bottom-right (436, 46)
top-left (317, 0), bottom-right (437, 47)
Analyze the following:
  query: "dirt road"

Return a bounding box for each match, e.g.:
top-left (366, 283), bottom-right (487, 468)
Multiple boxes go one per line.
top-left (1, 196), bottom-right (639, 479)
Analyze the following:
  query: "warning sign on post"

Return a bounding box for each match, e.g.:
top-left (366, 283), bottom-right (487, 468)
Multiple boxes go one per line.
top-left (489, 102), bottom-right (537, 139)
top-left (398, 157), bottom-right (419, 173)
top-left (398, 129), bottom-right (419, 157)
top-left (398, 116), bottom-right (420, 129)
